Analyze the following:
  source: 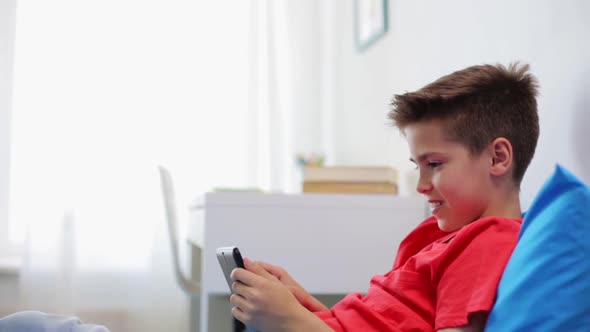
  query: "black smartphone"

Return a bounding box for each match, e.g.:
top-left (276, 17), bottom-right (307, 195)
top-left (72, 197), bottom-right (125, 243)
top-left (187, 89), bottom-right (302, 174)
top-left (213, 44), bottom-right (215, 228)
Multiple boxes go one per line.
top-left (216, 246), bottom-right (259, 332)
top-left (216, 246), bottom-right (245, 291)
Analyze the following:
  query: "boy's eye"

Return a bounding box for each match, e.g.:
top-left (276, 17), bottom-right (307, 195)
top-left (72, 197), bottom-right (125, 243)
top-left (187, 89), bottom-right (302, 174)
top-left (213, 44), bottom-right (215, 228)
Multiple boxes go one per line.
top-left (427, 161), bottom-right (442, 168)
top-left (411, 162), bottom-right (441, 170)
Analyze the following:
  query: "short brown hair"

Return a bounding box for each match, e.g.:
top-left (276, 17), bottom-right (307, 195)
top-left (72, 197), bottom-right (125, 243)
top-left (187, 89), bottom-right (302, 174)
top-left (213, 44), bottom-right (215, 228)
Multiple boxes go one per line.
top-left (389, 63), bottom-right (539, 185)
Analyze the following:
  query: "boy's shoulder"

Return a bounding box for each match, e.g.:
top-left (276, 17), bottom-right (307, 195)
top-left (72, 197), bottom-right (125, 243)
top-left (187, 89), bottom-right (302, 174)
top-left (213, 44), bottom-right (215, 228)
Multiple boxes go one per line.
top-left (412, 215), bottom-right (521, 237)
top-left (394, 216), bottom-right (521, 268)
top-left (456, 216), bottom-right (522, 237)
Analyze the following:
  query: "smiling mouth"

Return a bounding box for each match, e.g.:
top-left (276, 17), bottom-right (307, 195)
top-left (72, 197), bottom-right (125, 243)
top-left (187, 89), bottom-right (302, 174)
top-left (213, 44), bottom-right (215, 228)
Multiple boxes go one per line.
top-left (429, 201), bottom-right (443, 212)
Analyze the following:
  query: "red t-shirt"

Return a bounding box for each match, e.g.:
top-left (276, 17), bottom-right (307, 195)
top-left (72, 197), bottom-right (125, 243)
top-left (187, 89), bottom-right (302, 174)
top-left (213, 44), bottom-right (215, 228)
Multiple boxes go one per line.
top-left (315, 216), bottom-right (522, 331)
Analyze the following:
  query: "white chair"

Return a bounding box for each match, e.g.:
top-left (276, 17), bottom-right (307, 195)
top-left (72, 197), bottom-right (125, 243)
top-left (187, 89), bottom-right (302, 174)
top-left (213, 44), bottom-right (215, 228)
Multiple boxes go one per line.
top-left (158, 166), bottom-right (201, 332)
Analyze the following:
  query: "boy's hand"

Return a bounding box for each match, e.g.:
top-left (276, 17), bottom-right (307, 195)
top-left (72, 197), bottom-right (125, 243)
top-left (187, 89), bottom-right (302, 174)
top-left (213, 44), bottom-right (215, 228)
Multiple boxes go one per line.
top-left (230, 261), bottom-right (327, 332)
top-left (248, 258), bottom-right (329, 312)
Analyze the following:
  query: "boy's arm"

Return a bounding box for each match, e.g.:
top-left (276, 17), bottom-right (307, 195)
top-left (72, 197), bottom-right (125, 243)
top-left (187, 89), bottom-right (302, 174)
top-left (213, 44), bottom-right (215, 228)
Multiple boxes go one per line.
top-left (437, 312), bottom-right (486, 332)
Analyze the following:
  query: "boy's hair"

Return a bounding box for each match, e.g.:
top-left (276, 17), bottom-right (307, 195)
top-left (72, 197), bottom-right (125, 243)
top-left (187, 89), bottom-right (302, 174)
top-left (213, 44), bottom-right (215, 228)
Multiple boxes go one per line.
top-left (388, 63), bottom-right (539, 186)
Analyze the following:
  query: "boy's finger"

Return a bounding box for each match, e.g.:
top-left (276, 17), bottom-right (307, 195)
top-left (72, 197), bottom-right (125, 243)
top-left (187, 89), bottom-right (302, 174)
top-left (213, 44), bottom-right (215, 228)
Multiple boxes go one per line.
top-left (245, 258), bottom-right (284, 278)
top-left (231, 267), bottom-right (264, 287)
top-left (245, 259), bottom-right (278, 281)
top-left (243, 257), bottom-right (254, 269)
top-left (257, 261), bottom-right (286, 279)
top-left (232, 280), bottom-right (250, 298)
top-left (231, 306), bottom-right (249, 325)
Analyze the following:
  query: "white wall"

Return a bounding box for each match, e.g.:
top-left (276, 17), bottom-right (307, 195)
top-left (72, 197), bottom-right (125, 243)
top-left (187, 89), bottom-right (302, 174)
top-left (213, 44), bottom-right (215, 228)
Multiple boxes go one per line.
top-left (321, 0), bottom-right (590, 207)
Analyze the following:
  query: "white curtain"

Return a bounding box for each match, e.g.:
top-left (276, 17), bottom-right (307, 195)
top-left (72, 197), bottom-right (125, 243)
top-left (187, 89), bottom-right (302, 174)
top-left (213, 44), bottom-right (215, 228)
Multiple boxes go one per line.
top-left (250, 0), bottom-right (322, 194)
top-left (250, 0), bottom-right (303, 192)
top-left (8, 0), bottom-right (264, 331)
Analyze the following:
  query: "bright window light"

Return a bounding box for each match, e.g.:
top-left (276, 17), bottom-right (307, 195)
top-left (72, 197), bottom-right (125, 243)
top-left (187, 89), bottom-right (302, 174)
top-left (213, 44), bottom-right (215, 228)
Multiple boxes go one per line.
top-left (10, 0), bottom-right (251, 270)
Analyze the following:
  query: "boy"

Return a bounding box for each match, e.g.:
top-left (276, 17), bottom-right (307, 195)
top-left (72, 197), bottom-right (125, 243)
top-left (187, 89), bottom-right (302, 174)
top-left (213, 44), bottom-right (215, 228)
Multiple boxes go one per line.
top-left (230, 63), bottom-right (539, 331)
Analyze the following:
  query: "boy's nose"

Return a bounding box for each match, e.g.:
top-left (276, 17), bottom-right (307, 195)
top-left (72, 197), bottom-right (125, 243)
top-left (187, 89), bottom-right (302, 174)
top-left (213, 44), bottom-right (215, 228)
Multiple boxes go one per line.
top-left (416, 179), bottom-right (433, 194)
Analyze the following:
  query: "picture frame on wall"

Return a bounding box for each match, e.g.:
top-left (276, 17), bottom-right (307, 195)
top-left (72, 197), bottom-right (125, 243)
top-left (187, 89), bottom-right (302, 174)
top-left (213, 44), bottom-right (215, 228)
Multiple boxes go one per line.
top-left (355, 0), bottom-right (388, 51)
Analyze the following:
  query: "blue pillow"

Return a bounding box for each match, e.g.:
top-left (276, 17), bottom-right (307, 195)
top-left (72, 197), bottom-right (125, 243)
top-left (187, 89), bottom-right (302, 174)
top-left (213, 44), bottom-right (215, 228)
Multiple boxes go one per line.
top-left (485, 164), bottom-right (590, 331)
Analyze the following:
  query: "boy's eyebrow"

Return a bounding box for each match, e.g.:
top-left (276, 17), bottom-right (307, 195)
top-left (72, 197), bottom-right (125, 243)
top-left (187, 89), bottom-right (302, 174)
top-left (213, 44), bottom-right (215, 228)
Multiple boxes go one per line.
top-left (409, 153), bottom-right (433, 164)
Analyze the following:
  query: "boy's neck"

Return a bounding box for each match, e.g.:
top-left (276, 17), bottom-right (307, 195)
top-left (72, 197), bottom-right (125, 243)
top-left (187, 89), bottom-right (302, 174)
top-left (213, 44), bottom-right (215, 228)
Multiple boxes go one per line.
top-left (484, 189), bottom-right (522, 219)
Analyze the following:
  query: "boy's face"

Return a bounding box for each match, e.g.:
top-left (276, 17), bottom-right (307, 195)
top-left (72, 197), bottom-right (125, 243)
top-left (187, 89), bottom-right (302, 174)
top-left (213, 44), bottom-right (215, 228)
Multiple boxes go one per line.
top-left (405, 119), bottom-right (493, 232)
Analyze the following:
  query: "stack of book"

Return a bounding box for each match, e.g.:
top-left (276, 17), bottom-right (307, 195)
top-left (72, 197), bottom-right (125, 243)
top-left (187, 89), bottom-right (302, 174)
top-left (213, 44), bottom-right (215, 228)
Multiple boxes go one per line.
top-left (302, 166), bottom-right (398, 195)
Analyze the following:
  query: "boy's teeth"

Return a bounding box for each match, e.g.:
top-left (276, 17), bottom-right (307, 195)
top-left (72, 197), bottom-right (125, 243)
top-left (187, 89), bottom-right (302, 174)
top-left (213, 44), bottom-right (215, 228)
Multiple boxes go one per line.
top-left (430, 202), bottom-right (442, 209)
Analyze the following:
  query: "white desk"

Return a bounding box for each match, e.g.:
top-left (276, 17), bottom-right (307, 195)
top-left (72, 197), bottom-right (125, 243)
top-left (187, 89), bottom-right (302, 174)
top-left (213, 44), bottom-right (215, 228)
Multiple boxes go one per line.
top-left (189, 192), bottom-right (427, 331)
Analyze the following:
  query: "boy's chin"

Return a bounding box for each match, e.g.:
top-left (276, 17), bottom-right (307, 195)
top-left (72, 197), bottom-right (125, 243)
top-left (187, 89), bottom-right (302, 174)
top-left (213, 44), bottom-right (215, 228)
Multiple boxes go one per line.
top-left (435, 217), bottom-right (467, 232)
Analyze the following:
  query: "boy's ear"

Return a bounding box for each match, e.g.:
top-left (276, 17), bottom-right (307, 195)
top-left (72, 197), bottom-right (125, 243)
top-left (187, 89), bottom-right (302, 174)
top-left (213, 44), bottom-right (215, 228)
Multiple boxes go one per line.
top-left (488, 137), bottom-right (513, 177)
